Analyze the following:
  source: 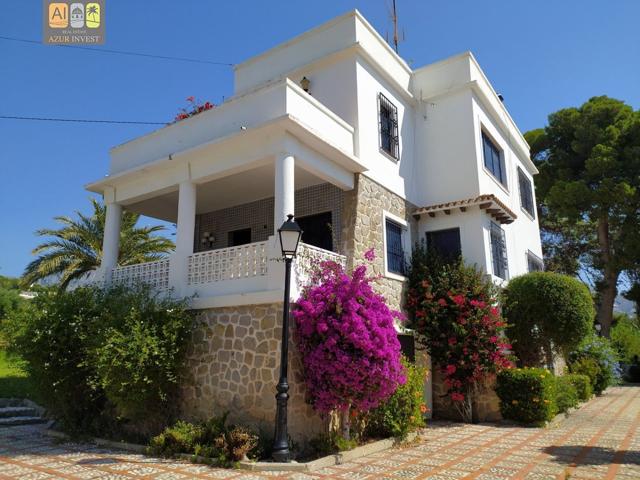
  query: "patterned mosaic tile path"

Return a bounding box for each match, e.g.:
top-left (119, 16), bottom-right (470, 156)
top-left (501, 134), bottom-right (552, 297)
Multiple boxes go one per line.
top-left (0, 386), bottom-right (638, 479)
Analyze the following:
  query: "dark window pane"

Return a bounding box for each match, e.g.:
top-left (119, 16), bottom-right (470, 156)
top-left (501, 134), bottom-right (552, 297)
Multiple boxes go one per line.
top-left (386, 219), bottom-right (405, 274)
top-left (228, 228), bottom-right (251, 247)
top-left (426, 228), bottom-right (461, 262)
top-left (482, 132), bottom-right (506, 186)
top-left (518, 168), bottom-right (535, 217)
top-left (296, 212), bottom-right (333, 251)
top-left (490, 222), bottom-right (508, 279)
top-left (379, 93), bottom-right (399, 159)
top-left (527, 251), bottom-right (544, 272)
top-left (398, 334), bottom-right (416, 363)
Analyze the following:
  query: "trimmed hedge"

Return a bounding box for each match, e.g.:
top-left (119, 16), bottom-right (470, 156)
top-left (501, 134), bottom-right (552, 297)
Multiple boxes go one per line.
top-left (565, 373), bottom-right (592, 401)
top-left (496, 368), bottom-right (557, 425)
top-left (555, 376), bottom-right (579, 413)
top-left (502, 272), bottom-right (594, 366)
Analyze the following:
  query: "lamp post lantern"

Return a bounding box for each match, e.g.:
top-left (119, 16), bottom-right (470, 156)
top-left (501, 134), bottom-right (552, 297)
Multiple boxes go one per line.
top-left (272, 214), bottom-right (303, 462)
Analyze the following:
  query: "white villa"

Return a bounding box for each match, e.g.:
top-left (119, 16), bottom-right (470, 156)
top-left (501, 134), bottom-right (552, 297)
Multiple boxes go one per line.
top-left (85, 10), bottom-right (542, 438)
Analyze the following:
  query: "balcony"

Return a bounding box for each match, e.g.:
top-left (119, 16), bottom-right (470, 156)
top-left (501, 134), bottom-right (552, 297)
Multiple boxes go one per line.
top-left (108, 78), bottom-right (358, 177)
top-left (103, 241), bottom-right (346, 307)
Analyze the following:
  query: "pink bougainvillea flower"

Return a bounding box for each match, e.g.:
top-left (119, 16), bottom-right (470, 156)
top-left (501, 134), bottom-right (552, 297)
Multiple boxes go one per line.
top-left (437, 298), bottom-right (447, 306)
top-left (452, 294), bottom-right (465, 306)
top-left (364, 248), bottom-right (376, 261)
top-left (186, 96), bottom-right (195, 102)
top-left (445, 364), bottom-right (457, 375)
top-left (292, 258), bottom-right (405, 413)
top-left (450, 392), bottom-right (465, 402)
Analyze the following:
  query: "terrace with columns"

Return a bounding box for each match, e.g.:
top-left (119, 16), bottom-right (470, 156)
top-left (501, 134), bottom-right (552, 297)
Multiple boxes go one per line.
top-left (86, 79), bottom-right (364, 307)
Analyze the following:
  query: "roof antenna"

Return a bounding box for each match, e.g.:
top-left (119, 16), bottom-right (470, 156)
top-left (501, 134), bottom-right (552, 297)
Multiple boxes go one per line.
top-left (387, 0), bottom-right (404, 54)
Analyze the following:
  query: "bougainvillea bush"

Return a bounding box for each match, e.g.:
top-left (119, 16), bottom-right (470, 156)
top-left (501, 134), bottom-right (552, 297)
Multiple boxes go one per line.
top-left (405, 245), bottom-right (512, 421)
top-left (293, 252), bottom-right (405, 437)
top-left (173, 96), bottom-right (214, 122)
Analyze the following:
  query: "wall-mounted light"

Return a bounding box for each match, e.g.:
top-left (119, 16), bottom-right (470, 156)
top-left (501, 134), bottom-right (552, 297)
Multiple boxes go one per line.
top-left (300, 76), bottom-right (310, 93)
top-left (200, 231), bottom-right (215, 249)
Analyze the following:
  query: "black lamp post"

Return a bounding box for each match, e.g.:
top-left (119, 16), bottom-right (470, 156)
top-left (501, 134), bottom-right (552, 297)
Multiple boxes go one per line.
top-left (272, 214), bottom-right (303, 462)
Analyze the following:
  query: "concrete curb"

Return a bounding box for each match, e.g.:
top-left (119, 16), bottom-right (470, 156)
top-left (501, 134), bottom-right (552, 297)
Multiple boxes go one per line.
top-left (44, 427), bottom-right (418, 472)
top-left (43, 429), bottom-right (147, 454)
top-left (44, 428), bottom-right (418, 472)
top-left (237, 432), bottom-right (418, 472)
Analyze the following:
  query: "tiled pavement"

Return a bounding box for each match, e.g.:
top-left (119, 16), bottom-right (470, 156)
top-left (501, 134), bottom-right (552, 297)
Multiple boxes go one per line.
top-left (0, 386), bottom-right (638, 479)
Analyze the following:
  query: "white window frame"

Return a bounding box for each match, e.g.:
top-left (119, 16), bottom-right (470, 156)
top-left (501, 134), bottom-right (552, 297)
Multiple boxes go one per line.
top-left (526, 250), bottom-right (544, 272)
top-left (489, 221), bottom-right (509, 280)
top-left (382, 211), bottom-right (411, 281)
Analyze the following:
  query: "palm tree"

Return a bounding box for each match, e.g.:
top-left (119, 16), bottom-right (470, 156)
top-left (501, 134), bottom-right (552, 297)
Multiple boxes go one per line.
top-left (23, 198), bottom-right (174, 289)
top-left (87, 5), bottom-right (98, 22)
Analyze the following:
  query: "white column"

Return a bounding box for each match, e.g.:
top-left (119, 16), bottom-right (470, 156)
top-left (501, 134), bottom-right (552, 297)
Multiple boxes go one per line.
top-left (274, 152), bottom-right (295, 232)
top-left (101, 202), bottom-right (122, 282)
top-left (169, 181), bottom-right (197, 295)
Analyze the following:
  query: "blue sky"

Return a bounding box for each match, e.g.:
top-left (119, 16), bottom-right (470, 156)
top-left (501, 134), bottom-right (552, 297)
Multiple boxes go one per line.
top-left (1, 0), bottom-right (639, 278)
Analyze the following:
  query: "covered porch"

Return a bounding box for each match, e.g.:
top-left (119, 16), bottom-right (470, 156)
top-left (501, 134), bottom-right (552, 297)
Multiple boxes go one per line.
top-left (86, 79), bottom-right (365, 307)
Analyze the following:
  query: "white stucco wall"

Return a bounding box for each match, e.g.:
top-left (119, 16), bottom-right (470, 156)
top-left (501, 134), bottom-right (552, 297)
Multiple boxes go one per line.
top-left (471, 94), bottom-right (543, 277)
top-left (354, 56), bottom-right (416, 200)
top-left (95, 9), bottom-right (543, 284)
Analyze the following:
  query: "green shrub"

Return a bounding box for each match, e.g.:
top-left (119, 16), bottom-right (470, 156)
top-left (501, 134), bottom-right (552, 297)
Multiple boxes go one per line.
top-left (149, 420), bottom-right (205, 457)
top-left (5, 286), bottom-right (107, 433)
top-left (308, 431), bottom-right (358, 457)
top-left (564, 373), bottom-right (592, 401)
top-left (502, 272), bottom-right (594, 366)
top-left (364, 358), bottom-right (427, 439)
top-left (555, 376), bottom-right (579, 413)
top-left (569, 335), bottom-right (620, 395)
top-left (91, 287), bottom-right (194, 433)
top-left (6, 284), bottom-right (193, 437)
top-left (149, 414), bottom-right (259, 466)
top-left (495, 368), bottom-right (557, 425)
top-left (611, 313), bottom-right (640, 364)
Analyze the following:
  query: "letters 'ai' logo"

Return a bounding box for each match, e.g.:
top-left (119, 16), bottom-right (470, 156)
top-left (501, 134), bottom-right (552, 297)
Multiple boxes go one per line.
top-left (48, 3), bottom-right (68, 28)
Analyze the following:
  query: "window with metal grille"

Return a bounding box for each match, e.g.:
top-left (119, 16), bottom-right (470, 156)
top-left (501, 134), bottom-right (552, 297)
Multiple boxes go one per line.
top-left (518, 167), bottom-right (535, 218)
top-left (378, 93), bottom-right (399, 159)
top-left (490, 222), bottom-right (508, 279)
top-left (527, 251), bottom-right (544, 272)
top-left (426, 228), bottom-right (461, 263)
top-left (385, 219), bottom-right (405, 275)
top-left (482, 132), bottom-right (506, 186)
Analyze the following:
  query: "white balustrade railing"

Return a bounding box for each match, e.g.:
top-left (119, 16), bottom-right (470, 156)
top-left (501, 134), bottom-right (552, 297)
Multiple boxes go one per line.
top-left (295, 243), bottom-right (347, 286)
top-left (188, 241), bottom-right (268, 285)
top-left (111, 258), bottom-right (170, 290)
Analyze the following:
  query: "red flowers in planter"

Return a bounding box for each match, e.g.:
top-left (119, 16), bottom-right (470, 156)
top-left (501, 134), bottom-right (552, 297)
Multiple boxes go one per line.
top-left (173, 96), bottom-right (215, 122)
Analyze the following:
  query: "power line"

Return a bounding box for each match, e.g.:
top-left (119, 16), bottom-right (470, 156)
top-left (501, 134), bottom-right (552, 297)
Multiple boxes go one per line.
top-left (0, 115), bottom-right (166, 125)
top-left (0, 35), bottom-right (234, 67)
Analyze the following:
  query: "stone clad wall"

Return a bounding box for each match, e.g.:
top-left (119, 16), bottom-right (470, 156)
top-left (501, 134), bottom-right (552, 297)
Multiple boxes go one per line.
top-left (180, 303), bottom-right (325, 443)
top-left (341, 173), bottom-right (418, 311)
top-left (431, 368), bottom-right (502, 422)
